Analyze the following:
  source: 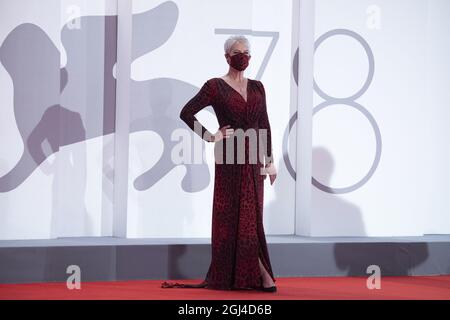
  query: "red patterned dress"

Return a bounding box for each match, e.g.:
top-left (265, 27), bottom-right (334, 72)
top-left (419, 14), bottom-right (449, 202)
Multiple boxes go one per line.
top-left (162, 77), bottom-right (275, 290)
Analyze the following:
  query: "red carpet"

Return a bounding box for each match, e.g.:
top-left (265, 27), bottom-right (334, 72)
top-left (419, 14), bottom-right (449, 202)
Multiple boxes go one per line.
top-left (0, 276), bottom-right (449, 300)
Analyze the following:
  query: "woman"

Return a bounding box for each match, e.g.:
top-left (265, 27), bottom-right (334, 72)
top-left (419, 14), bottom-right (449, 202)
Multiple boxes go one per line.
top-left (162, 35), bottom-right (278, 292)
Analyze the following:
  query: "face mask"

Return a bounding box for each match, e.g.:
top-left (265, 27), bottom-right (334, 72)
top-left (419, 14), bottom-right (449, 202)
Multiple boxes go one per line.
top-left (227, 52), bottom-right (250, 71)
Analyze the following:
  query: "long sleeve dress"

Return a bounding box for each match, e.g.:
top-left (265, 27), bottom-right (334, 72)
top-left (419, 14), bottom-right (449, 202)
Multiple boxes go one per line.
top-left (161, 77), bottom-right (276, 290)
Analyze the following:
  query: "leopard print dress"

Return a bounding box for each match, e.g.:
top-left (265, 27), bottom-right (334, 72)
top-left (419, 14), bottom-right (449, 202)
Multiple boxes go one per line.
top-left (162, 77), bottom-right (275, 290)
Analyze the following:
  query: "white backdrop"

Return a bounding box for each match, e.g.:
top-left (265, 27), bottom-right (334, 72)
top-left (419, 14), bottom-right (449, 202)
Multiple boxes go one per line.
top-left (0, 0), bottom-right (118, 239)
top-left (0, 0), bottom-right (449, 240)
top-left (126, 0), bottom-right (296, 237)
top-left (0, 0), bottom-right (297, 239)
top-left (311, 0), bottom-right (450, 236)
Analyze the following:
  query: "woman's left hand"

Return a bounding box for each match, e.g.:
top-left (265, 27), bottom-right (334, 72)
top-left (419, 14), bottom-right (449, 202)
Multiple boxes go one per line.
top-left (264, 163), bottom-right (277, 185)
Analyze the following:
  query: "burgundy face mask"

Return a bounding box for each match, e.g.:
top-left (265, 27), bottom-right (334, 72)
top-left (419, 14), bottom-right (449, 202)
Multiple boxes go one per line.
top-left (227, 52), bottom-right (250, 71)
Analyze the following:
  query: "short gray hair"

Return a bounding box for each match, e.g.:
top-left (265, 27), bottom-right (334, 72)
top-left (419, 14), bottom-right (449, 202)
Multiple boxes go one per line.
top-left (224, 35), bottom-right (251, 54)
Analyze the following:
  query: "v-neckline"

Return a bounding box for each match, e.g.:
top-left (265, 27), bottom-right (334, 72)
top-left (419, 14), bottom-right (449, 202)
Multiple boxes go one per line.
top-left (218, 77), bottom-right (249, 104)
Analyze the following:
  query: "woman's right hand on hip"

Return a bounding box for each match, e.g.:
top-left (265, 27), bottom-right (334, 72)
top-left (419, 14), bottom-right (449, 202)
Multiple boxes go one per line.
top-left (213, 125), bottom-right (234, 142)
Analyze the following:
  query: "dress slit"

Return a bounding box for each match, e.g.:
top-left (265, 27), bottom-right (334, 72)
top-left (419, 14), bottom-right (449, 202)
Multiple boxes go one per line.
top-left (252, 164), bottom-right (276, 284)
